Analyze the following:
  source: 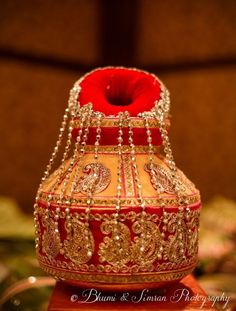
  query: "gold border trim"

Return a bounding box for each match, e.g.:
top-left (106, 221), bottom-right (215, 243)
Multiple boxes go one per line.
top-left (84, 145), bottom-right (161, 153)
top-left (72, 117), bottom-right (169, 128)
top-left (39, 263), bottom-right (195, 283)
top-left (36, 206), bottom-right (200, 222)
top-left (38, 192), bottom-right (201, 208)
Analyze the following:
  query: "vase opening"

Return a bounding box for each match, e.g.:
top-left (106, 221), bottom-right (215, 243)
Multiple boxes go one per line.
top-left (105, 78), bottom-right (134, 107)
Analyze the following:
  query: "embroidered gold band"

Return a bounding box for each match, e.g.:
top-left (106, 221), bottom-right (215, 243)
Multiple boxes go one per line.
top-left (72, 117), bottom-right (170, 129)
top-left (38, 192), bottom-right (200, 208)
top-left (38, 263), bottom-right (195, 283)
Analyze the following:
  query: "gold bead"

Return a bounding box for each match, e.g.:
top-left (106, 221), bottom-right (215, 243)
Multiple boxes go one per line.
top-left (140, 246), bottom-right (145, 252)
top-left (87, 250), bottom-right (92, 257)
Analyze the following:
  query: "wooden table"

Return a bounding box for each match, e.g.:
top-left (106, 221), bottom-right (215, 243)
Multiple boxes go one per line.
top-left (48, 274), bottom-right (217, 310)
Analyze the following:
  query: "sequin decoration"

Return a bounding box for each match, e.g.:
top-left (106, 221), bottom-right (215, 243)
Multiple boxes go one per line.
top-left (99, 221), bottom-right (131, 267)
top-left (64, 218), bottom-right (94, 264)
top-left (76, 162), bottom-right (111, 194)
top-left (42, 216), bottom-right (61, 260)
top-left (144, 163), bottom-right (175, 194)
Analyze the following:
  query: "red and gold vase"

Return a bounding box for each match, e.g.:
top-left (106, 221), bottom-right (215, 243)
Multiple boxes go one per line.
top-left (34, 67), bottom-right (201, 290)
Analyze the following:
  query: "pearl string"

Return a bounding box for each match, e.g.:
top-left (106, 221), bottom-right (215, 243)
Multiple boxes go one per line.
top-left (114, 112), bottom-right (125, 245)
top-left (153, 99), bottom-right (189, 260)
top-left (83, 111), bottom-right (103, 258)
top-left (125, 111), bottom-right (146, 252)
top-left (94, 112), bottom-right (103, 161)
top-left (37, 108), bottom-right (69, 194)
top-left (143, 114), bottom-right (164, 259)
top-left (67, 104), bottom-right (93, 257)
top-left (34, 82), bottom-right (81, 250)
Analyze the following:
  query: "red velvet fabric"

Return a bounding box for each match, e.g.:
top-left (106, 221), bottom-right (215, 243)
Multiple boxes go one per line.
top-left (79, 68), bottom-right (161, 116)
top-left (72, 126), bottom-right (163, 146)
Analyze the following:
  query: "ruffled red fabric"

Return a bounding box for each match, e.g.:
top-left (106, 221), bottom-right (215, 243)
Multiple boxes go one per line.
top-left (79, 68), bottom-right (161, 116)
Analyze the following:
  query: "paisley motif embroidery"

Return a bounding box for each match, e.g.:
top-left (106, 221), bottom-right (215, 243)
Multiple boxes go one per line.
top-left (37, 205), bottom-right (199, 272)
top-left (144, 163), bottom-right (175, 194)
top-left (76, 162), bottom-right (111, 194)
top-left (144, 163), bottom-right (185, 194)
top-left (42, 216), bottom-right (61, 260)
top-left (64, 218), bottom-right (94, 264)
top-left (131, 220), bottom-right (162, 266)
top-left (186, 210), bottom-right (199, 257)
top-left (98, 221), bottom-right (131, 267)
top-left (163, 212), bottom-right (188, 263)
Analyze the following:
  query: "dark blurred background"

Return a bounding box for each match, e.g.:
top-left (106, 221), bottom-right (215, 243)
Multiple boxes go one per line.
top-left (0, 0), bottom-right (235, 210)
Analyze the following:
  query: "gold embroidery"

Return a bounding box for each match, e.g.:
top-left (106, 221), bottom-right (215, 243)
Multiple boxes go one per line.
top-left (144, 163), bottom-right (186, 194)
top-left (122, 154), bottom-right (135, 196)
top-left (64, 218), bottom-right (94, 264)
top-left (164, 212), bottom-right (188, 263)
top-left (73, 117), bottom-right (161, 129)
top-left (186, 209), bottom-right (199, 257)
top-left (42, 216), bottom-right (60, 260)
top-left (38, 192), bottom-right (201, 208)
top-left (99, 221), bottom-right (131, 267)
top-left (131, 220), bottom-right (162, 266)
top-left (144, 163), bottom-right (175, 194)
top-left (38, 262), bottom-right (195, 284)
top-left (38, 252), bottom-right (197, 274)
top-left (36, 205), bottom-right (200, 225)
top-left (37, 205), bottom-right (200, 275)
top-left (84, 145), bottom-right (161, 154)
top-left (76, 162), bottom-right (111, 194)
